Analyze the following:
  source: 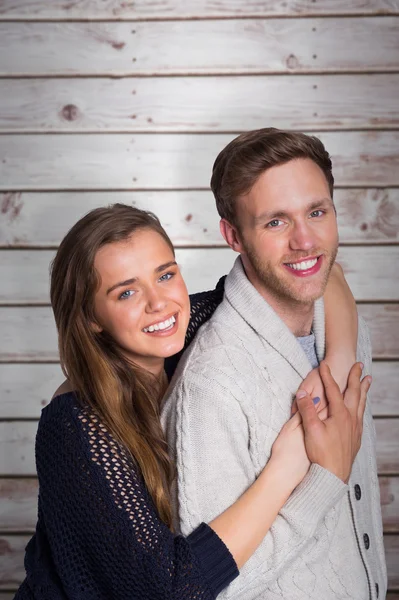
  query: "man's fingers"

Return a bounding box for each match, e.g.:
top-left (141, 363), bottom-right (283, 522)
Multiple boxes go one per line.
top-left (319, 361), bottom-right (344, 415)
top-left (358, 375), bottom-right (372, 421)
top-left (344, 362), bottom-right (363, 415)
top-left (296, 391), bottom-right (324, 434)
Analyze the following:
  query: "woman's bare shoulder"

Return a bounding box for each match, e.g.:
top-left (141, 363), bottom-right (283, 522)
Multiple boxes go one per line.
top-left (52, 379), bottom-right (74, 400)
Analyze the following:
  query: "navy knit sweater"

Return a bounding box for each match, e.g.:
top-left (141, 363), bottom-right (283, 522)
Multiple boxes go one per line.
top-left (16, 282), bottom-right (237, 600)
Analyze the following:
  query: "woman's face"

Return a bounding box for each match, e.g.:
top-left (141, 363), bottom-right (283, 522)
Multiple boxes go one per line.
top-left (92, 228), bottom-right (190, 376)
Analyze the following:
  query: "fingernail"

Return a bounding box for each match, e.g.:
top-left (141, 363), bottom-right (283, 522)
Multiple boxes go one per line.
top-left (312, 396), bottom-right (321, 405)
top-left (360, 362), bottom-right (364, 369)
top-left (296, 390), bottom-right (307, 399)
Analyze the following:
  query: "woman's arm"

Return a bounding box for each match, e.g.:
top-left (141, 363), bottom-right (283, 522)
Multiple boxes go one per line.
top-left (324, 262), bottom-right (358, 391)
top-left (297, 263), bottom-right (358, 408)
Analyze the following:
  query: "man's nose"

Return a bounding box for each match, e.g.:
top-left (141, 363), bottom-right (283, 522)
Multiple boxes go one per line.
top-left (289, 221), bottom-right (315, 252)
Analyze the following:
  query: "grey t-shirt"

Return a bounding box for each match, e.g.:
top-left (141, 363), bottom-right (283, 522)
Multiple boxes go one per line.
top-left (297, 333), bottom-right (319, 369)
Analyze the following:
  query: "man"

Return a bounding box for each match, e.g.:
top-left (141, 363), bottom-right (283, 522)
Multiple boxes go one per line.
top-left (162, 129), bottom-right (386, 599)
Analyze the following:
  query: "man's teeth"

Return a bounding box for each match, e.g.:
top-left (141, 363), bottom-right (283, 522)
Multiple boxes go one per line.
top-left (286, 258), bottom-right (318, 271)
top-left (143, 315), bottom-right (176, 333)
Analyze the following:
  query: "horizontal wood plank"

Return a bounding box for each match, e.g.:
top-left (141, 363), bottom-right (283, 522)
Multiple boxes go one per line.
top-left (0, 18), bottom-right (398, 76)
top-left (1, 0), bottom-right (399, 19)
top-left (1, 418), bottom-right (398, 476)
top-left (1, 132), bottom-right (399, 190)
top-left (1, 74), bottom-right (399, 132)
top-left (0, 247), bottom-right (398, 304)
top-left (0, 303), bottom-right (397, 362)
top-left (2, 475), bottom-right (398, 532)
top-left (0, 364), bottom-right (63, 418)
top-left (1, 360), bottom-right (398, 419)
top-left (386, 535), bottom-right (399, 589)
top-left (380, 477), bottom-right (399, 533)
top-left (1, 189), bottom-right (398, 247)
top-left (1, 532), bottom-right (399, 590)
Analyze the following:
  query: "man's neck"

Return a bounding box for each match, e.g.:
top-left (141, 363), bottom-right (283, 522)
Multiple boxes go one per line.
top-left (241, 261), bottom-right (315, 336)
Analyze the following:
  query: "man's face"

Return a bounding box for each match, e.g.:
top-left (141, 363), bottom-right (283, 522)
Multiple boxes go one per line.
top-left (234, 158), bottom-right (339, 307)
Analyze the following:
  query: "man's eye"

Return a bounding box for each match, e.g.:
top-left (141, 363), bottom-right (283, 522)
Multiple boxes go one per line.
top-left (159, 272), bottom-right (174, 282)
top-left (119, 290), bottom-right (135, 300)
top-left (310, 210), bottom-right (324, 218)
top-left (267, 219), bottom-right (283, 228)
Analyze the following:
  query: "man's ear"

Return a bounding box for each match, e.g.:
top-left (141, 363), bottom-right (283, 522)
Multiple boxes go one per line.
top-left (219, 219), bottom-right (245, 253)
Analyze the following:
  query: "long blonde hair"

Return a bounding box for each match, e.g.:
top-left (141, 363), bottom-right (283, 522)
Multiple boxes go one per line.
top-left (50, 204), bottom-right (175, 527)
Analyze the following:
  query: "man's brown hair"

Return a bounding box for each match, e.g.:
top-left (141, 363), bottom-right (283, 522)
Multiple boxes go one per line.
top-left (210, 128), bottom-right (334, 227)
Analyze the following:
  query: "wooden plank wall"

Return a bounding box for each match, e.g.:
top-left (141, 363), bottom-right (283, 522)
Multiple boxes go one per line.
top-left (0, 1), bottom-right (398, 595)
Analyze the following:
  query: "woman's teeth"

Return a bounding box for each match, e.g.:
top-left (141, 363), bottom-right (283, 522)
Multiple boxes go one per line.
top-left (143, 315), bottom-right (176, 333)
top-left (286, 258), bottom-right (318, 271)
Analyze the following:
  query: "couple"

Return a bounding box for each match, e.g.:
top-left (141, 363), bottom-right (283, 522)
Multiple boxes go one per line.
top-left (16, 128), bottom-right (386, 600)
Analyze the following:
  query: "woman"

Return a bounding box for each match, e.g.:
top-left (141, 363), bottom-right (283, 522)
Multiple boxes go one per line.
top-left (15, 204), bottom-right (368, 599)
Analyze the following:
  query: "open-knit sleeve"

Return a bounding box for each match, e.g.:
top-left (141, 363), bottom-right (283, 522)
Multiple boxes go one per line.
top-left (25, 395), bottom-right (237, 600)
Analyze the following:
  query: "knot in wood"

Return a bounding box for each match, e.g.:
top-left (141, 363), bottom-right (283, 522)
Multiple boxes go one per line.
top-left (61, 104), bottom-right (79, 122)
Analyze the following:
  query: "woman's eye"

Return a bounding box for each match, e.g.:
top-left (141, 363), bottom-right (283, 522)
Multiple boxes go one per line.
top-left (267, 219), bottom-right (283, 228)
top-left (310, 210), bottom-right (324, 218)
top-left (159, 272), bottom-right (174, 282)
top-left (119, 289), bottom-right (135, 300)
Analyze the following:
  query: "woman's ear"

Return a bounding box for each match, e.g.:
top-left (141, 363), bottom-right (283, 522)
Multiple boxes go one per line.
top-left (91, 320), bottom-right (103, 334)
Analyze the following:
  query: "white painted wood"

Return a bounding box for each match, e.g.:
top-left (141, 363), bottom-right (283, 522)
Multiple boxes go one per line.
top-left (1, 361), bottom-right (398, 419)
top-left (1, 419), bottom-right (397, 476)
top-left (1, 74), bottom-right (399, 132)
top-left (0, 18), bottom-right (398, 76)
top-left (1, 132), bottom-right (398, 190)
top-left (1, 189), bottom-right (398, 247)
top-left (370, 363), bottom-right (399, 417)
top-left (336, 247), bottom-right (399, 302)
top-left (380, 477), bottom-right (399, 533)
top-left (0, 304), bottom-right (397, 362)
top-left (0, 422), bottom-right (38, 476)
top-left (358, 304), bottom-right (399, 360)
top-left (0, 479), bottom-right (39, 532)
top-left (0, 247), bottom-right (398, 304)
top-left (1, 0), bottom-right (398, 19)
top-left (0, 535), bottom-right (27, 590)
top-left (386, 535), bottom-right (399, 588)
top-left (0, 364), bottom-right (64, 418)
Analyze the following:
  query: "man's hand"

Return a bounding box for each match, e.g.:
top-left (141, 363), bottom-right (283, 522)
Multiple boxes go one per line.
top-left (295, 361), bottom-right (371, 482)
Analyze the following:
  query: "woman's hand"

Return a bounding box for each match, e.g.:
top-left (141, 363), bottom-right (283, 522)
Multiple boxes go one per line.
top-left (270, 412), bottom-right (310, 488)
top-left (291, 367), bottom-right (328, 418)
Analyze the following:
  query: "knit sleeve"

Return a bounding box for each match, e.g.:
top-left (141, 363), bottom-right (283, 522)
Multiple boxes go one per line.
top-left (35, 398), bottom-right (238, 600)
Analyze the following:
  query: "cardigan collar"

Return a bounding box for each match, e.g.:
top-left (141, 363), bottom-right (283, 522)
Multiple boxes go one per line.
top-left (224, 256), bottom-right (325, 380)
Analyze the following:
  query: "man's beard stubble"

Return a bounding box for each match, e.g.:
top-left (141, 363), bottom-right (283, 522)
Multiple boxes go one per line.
top-left (242, 242), bottom-right (338, 306)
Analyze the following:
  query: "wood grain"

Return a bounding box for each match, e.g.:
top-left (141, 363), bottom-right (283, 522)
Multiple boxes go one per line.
top-left (1, 189), bottom-right (398, 247)
top-left (2, 476), bottom-right (399, 532)
top-left (0, 18), bottom-right (398, 76)
top-left (1, 533), bottom-right (398, 591)
top-left (0, 247), bottom-right (398, 304)
top-left (1, 132), bottom-right (399, 190)
top-left (0, 303), bottom-right (397, 362)
top-left (1, 418), bottom-right (398, 476)
top-left (1, 0), bottom-right (398, 19)
top-left (1, 74), bottom-right (399, 132)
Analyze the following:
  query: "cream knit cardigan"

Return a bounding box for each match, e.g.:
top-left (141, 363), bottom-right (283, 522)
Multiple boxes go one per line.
top-left (162, 257), bottom-right (387, 600)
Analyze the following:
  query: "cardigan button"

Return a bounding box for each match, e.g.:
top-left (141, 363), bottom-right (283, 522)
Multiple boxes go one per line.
top-left (375, 582), bottom-right (379, 597)
top-left (354, 484), bottom-right (361, 500)
top-left (363, 533), bottom-right (370, 549)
